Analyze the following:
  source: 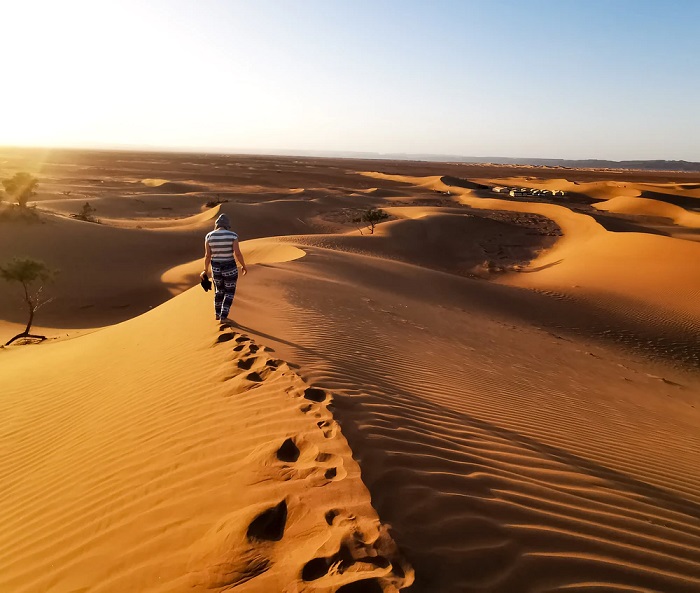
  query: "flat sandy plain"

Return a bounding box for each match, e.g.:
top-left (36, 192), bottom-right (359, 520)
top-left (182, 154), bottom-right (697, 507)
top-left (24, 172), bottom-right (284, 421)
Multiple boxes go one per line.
top-left (1, 148), bottom-right (699, 593)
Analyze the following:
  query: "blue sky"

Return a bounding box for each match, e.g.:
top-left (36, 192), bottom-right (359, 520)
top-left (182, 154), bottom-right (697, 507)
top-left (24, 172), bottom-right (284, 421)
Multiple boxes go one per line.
top-left (2, 0), bottom-right (698, 160)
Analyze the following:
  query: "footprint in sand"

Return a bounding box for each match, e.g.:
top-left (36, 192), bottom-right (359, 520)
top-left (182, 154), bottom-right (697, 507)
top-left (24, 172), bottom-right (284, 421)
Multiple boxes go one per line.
top-left (232, 342), bottom-right (261, 357)
top-left (216, 332), bottom-right (236, 343)
top-left (247, 500), bottom-right (288, 542)
top-left (224, 335), bottom-right (289, 394)
top-left (317, 420), bottom-right (338, 439)
top-left (313, 451), bottom-right (346, 482)
top-left (276, 438), bottom-right (301, 463)
top-left (245, 368), bottom-right (272, 383)
top-left (299, 403), bottom-right (315, 414)
top-left (188, 500), bottom-right (288, 589)
top-left (223, 359), bottom-right (278, 394)
top-left (299, 513), bottom-right (408, 592)
top-left (288, 386), bottom-right (331, 417)
top-left (304, 387), bottom-right (330, 403)
top-left (273, 437), bottom-right (345, 483)
top-left (325, 509), bottom-right (340, 525)
top-left (266, 443), bottom-right (397, 589)
top-left (237, 357), bottom-right (256, 371)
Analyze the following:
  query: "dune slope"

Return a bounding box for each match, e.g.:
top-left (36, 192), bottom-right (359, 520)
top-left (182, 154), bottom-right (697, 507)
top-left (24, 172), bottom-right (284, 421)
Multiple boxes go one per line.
top-left (0, 287), bottom-right (412, 593)
top-left (233, 245), bottom-right (700, 593)
top-left (360, 172), bottom-right (700, 364)
top-left (594, 195), bottom-right (700, 228)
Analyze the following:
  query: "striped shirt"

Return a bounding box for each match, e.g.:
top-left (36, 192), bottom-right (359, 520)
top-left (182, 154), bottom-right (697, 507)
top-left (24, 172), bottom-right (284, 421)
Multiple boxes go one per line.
top-left (206, 229), bottom-right (238, 261)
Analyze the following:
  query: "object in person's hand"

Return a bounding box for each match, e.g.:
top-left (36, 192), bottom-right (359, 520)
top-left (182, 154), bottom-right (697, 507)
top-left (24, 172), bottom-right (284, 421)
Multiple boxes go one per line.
top-left (200, 276), bottom-right (212, 292)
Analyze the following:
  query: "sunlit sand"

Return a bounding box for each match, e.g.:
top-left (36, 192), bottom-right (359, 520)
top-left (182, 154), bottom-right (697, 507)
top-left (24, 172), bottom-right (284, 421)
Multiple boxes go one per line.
top-left (1, 149), bottom-right (699, 592)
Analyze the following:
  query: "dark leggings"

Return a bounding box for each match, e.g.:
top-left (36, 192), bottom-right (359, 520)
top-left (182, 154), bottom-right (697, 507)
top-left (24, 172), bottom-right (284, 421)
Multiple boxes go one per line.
top-left (211, 259), bottom-right (238, 319)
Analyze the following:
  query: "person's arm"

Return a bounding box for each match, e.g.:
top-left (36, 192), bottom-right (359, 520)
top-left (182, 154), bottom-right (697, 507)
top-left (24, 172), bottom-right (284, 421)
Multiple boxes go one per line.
top-left (201, 240), bottom-right (212, 279)
top-left (233, 239), bottom-right (248, 275)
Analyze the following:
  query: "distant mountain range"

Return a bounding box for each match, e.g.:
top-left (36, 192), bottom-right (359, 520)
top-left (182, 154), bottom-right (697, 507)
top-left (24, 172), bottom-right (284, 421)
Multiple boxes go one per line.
top-left (260, 150), bottom-right (700, 173)
top-left (430, 156), bottom-right (700, 173)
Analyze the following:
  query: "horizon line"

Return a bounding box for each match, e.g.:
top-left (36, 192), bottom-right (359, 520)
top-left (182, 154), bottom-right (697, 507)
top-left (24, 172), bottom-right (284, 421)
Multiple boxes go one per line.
top-left (1, 144), bottom-right (698, 168)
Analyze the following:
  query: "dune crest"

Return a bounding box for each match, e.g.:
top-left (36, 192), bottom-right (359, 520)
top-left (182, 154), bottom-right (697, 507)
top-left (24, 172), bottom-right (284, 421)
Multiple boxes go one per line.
top-left (100, 204), bottom-right (221, 230)
top-left (161, 239), bottom-right (306, 294)
top-left (358, 171), bottom-right (700, 336)
top-left (140, 179), bottom-right (206, 193)
top-left (457, 194), bottom-right (700, 325)
top-left (142, 178), bottom-right (170, 187)
top-left (594, 195), bottom-right (700, 228)
top-left (0, 287), bottom-right (412, 592)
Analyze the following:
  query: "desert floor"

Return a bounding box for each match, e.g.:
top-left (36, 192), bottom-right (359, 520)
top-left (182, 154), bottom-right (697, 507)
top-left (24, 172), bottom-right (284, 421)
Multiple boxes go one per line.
top-left (1, 148), bottom-right (699, 593)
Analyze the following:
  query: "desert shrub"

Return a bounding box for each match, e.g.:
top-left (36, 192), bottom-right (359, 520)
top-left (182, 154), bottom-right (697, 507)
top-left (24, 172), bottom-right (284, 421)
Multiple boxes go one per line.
top-left (205, 194), bottom-right (229, 208)
top-left (353, 208), bottom-right (390, 234)
top-left (0, 202), bottom-right (40, 222)
top-left (73, 201), bottom-right (99, 223)
top-left (0, 257), bottom-right (57, 345)
top-left (2, 172), bottom-right (38, 208)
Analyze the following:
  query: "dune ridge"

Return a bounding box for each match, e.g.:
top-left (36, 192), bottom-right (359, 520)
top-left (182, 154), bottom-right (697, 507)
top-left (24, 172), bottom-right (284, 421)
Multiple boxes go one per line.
top-left (99, 204), bottom-right (222, 230)
top-left (0, 287), bottom-right (412, 592)
top-left (594, 195), bottom-right (700, 228)
top-left (231, 245), bottom-right (700, 593)
top-left (360, 171), bottom-right (700, 354)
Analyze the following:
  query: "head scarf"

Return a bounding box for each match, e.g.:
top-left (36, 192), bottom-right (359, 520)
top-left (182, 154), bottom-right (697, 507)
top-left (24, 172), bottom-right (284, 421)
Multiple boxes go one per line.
top-left (215, 213), bottom-right (231, 229)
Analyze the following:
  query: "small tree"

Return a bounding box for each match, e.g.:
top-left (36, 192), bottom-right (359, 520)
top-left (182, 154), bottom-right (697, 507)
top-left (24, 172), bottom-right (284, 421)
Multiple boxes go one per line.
top-left (353, 208), bottom-right (389, 235)
top-left (2, 172), bottom-right (39, 208)
top-left (0, 257), bottom-right (56, 345)
top-left (74, 201), bottom-right (98, 223)
top-left (205, 194), bottom-right (228, 208)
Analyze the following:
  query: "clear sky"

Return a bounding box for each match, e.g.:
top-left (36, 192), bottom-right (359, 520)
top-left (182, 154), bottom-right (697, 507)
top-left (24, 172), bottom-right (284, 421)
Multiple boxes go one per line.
top-left (2, 0), bottom-right (698, 160)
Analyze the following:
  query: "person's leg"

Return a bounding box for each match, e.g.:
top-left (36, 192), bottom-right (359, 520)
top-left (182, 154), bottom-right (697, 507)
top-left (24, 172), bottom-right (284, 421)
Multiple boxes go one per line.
top-left (220, 262), bottom-right (239, 320)
top-left (211, 262), bottom-right (225, 320)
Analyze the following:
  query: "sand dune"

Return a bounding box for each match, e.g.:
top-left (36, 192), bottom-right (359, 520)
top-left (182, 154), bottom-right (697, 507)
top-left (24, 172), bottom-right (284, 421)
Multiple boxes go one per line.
top-left (479, 177), bottom-right (644, 200)
top-left (0, 287), bottom-right (412, 592)
top-left (101, 204), bottom-right (221, 230)
top-left (0, 211), bottom-right (202, 333)
top-left (360, 188), bottom-right (409, 198)
top-left (459, 197), bottom-right (700, 344)
top-left (161, 239), bottom-right (306, 295)
top-left (360, 172), bottom-right (700, 345)
top-left (594, 195), bottom-right (700, 228)
top-left (2, 150), bottom-right (699, 593)
top-left (35, 193), bottom-right (214, 220)
top-left (141, 179), bottom-right (207, 193)
top-left (231, 246), bottom-right (700, 593)
top-left (361, 172), bottom-right (454, 193)
top-left (472, 177), bottom-right (700, 201)
top-left (293, 208), bottom-right (557, 278)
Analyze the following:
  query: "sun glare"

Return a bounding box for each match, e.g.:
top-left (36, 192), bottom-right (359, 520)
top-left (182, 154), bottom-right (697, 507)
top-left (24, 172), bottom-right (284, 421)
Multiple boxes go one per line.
top-left (0, 0), bottom-right (697, 158)
top-left (1, 0), bottom-right (224, 148)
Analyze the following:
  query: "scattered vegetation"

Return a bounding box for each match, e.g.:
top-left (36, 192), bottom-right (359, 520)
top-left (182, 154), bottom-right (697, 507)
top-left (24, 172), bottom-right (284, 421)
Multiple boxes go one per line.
top-left (2, 172), bottom-right (39, 208)
top-left (205, 194), bottom-right (229, 208)
top-left (0, 257), bottom-right (57, 346)
top-left (73, 201), bottom-right (99, 223)
top-left (0, 203), bottom-right (40, 222)
top-left (353, 208), bottom-right (390, 235)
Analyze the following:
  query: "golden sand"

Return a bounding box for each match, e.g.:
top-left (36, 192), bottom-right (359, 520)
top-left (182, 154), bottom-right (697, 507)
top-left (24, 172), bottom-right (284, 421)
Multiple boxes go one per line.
top-left (1, 150), bottom-right (699, 592)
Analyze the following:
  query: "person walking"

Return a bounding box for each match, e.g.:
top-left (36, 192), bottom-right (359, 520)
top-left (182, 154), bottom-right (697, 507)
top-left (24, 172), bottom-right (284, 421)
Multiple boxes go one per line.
top-left (201, 213), bottom-right (248, 321)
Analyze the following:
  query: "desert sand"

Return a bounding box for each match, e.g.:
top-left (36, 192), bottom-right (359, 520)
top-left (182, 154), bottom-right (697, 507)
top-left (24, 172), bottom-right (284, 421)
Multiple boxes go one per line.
top-left (1, 148), bottom-right (699, 593)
